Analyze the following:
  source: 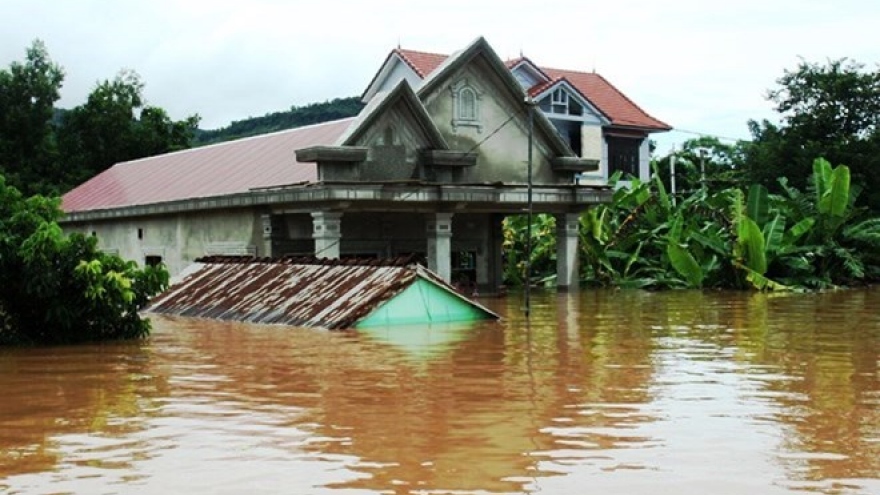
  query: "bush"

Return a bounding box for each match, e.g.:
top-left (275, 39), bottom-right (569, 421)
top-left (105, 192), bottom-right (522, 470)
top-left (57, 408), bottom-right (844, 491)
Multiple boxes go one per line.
top-left (0, 176), bottom-right (168, 345)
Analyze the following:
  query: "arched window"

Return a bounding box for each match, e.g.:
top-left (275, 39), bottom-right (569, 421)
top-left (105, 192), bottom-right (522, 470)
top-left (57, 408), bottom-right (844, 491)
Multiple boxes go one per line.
top-left (458, 87), bottom-right (477, 121)
top-left (450, 79), bottom-right (482, 131)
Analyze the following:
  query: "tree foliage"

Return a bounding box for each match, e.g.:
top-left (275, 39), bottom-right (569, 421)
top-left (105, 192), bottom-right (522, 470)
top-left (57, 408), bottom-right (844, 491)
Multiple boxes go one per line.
top-left (0, 41), bottom-right (199, 197)
top-left (194, 97), bottom-right (365, 145)
top-left (503, 159), bottom-right (880, 291)
top-left (57, 70), bottom-right (200, 187)
top-left (743, 58), bottom-right (880, 211)
top-left (0, 40), bottom-right (65, 196)
top-left (0, 176), bottom-right (169, 345)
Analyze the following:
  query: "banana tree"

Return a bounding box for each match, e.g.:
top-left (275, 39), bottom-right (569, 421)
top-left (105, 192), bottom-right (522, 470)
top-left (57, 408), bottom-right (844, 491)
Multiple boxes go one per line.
top-left (771, 158), bottom-right (880, 287)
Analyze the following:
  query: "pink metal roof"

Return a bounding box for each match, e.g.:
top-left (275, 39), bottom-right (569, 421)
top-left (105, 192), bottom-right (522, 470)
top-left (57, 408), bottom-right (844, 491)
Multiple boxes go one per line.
top-left (62, 118), bottom-right (355, 213)
top-left (394, 49), bottom-right (670, 131)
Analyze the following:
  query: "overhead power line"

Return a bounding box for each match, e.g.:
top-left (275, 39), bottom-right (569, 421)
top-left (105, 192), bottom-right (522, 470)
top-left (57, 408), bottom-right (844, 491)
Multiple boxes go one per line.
top-left (669, 128), bottom-right (751, 143)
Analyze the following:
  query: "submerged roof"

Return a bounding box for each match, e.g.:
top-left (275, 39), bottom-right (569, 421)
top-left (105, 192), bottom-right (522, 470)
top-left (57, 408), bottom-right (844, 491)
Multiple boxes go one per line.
top-left (146, 256), bottom-right (498, 329)
top-left (391, 48), bottom-right (670, 131)
top-left (62, 118), bottom-right (354, 213)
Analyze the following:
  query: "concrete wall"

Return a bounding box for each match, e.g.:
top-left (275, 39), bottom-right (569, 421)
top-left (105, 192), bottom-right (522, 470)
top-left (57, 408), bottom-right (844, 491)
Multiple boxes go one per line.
top-left (639, 137), bottom-right (651, 181)
top-left (581, 124), bottom-right (603, 162)
top-left (351, 105), bottom-right (435, 181)
top-left (65, 208), bottom-right (260, 276)
top-left (420, 56), bottom-right (567, 186)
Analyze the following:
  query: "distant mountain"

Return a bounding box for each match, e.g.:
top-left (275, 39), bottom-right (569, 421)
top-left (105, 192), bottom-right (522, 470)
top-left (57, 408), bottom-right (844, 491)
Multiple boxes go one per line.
top-left (194, 97), bottom-right (364, 146)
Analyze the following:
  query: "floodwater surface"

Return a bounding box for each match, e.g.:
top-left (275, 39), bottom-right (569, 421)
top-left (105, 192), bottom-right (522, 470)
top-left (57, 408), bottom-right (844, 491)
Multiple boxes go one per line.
top-left (1, 289), bottom-right (879, 494)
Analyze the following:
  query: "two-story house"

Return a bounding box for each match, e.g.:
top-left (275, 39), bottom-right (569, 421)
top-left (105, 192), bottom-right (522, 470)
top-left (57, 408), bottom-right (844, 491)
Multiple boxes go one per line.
top-left (60, 37), bottom-right (671, 292)
top-left (363, 47), bottom-right (671, 183)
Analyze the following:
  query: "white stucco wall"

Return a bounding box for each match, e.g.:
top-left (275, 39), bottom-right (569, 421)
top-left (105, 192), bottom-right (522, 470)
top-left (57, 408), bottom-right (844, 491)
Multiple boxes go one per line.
top-left (376, 58), bottom-right (423, 96)
top-left (639, 137), bottom-right (651, 181)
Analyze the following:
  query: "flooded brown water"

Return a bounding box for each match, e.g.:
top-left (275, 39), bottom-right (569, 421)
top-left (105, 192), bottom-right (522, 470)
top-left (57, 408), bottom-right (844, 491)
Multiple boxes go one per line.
top-left (1, 289), bottom-right (879, 495)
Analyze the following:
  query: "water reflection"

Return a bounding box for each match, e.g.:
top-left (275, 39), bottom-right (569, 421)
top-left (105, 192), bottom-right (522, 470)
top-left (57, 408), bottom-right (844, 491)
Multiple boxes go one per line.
top-left (0, 288), bottom-right (878, 494)
top-left (0, 342), bottom-right (166, 482)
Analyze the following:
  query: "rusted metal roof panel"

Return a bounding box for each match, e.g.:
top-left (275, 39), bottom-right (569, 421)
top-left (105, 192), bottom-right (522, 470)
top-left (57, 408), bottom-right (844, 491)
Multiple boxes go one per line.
top-left (62, 118), bottom-right (355, 213)
top-left (146, 256), bottom-right (498, 329)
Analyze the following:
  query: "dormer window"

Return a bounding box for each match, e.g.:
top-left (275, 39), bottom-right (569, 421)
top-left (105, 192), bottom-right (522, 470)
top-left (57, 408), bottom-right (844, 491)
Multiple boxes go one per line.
top-left (450, 78), bottom-right (483, 132)
top-left (539, 86), bottom-right (586, 117)
top-left (551, 88), bottom-right (568, 113)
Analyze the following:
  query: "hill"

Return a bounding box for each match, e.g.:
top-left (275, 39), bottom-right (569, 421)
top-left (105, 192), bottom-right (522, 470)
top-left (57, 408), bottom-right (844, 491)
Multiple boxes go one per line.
top-left (194, 96), bottom-right (364, 145)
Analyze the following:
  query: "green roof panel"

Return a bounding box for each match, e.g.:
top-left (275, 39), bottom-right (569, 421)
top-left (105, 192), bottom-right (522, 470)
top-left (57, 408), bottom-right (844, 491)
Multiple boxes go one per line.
top-left (356, 278), bottom-right (492, 328)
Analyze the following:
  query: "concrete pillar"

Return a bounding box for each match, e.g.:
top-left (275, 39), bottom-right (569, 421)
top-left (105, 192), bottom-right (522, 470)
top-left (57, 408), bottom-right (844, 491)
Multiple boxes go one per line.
top-left (426, 212), bottom-right (454, 282)
top-left (260, 213), bottom-right (274, 258)
top-left (490, 214), bottom-right (505, 291)
top-left (556, 212), bottom-right (581, 290)
top-left (312, 211), bottom-right (342, 259)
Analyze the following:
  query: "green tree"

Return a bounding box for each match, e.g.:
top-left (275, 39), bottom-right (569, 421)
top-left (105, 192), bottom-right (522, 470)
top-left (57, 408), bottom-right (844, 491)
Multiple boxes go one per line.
top-left (58, 70), bottom-right (199, 187)
top-left (743, 58), bottom-right (880, 211)
top-left (654, 136), bottom-right (746, 197)
top-left (0, 176), bottom-right (168, 345)
top-left (0, 40), bottom-right (65, 196)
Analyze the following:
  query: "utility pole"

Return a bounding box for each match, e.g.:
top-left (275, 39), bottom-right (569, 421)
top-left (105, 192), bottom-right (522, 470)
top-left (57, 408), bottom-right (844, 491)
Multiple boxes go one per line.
top-left (670, 145), bottom-right (677, 206)
top-left (524, 98), bottom-right (535, 317)
top-left (700, 148), bottom-right (707, 193)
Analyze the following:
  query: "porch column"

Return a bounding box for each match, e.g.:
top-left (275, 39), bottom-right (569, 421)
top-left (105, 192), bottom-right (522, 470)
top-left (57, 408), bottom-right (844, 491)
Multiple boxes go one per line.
top-left (426, 212), bottom-right (454, 282)
top-left (260, 213), bottom-right (274, 258)
top-left (556, 212), bottom-right (581, 290)
top-left (312, 211), bottom-right (342, 259)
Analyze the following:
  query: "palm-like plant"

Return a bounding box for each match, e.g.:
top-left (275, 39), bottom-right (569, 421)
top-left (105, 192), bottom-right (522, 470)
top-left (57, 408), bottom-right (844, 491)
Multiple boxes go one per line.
top-left (771, 158), bottom-right (880, 287)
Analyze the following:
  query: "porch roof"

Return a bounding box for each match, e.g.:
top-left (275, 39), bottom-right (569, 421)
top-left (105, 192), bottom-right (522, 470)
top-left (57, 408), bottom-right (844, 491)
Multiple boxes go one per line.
top-left (62, 181), bottom-right (612, 223)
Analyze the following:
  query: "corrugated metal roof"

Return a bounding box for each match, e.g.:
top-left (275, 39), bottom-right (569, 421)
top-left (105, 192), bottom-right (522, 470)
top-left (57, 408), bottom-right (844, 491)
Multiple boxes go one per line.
top-left (62, 118), bottom-right (355, 213)
top-left (146, 256), bottom-right (498, 329)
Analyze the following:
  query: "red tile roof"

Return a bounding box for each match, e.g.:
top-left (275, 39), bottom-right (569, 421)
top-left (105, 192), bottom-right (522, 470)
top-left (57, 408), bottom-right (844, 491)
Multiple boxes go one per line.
top-left (395, 49), bottom-right (670, 131)
top-left (394, 48), bottom-right (447, 78)
top-left (526, 77), bottom-right (561, 97)
top-left (541, 67), bottom-right (671, 131)
top-left (62, 118), bottom-right (354, 213)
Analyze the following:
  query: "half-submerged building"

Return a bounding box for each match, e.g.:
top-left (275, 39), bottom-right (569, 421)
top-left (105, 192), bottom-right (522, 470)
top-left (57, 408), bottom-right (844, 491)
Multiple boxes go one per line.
top-left (146, 256), bottom-right (499, 329)
top-left (61, 37), bottom-right (670, 292)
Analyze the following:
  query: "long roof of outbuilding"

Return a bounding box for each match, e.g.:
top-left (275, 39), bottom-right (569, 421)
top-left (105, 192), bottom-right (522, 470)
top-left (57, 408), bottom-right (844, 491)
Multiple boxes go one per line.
top-left (61, 118), bottom-right (354, 213)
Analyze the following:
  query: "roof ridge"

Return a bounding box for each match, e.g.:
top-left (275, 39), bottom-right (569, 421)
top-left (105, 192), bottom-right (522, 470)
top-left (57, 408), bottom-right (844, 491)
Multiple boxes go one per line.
top-left (395, 47), bottom-right (449, 57)
top-left (196, 254), bottom-right (421, 267)
top-left (115, 117), bottom-right (357, 168)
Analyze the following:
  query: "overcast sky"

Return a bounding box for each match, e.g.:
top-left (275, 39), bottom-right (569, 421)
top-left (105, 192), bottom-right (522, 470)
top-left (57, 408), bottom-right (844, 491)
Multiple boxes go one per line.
top-left (2, 0), bottom-right (878, 154)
